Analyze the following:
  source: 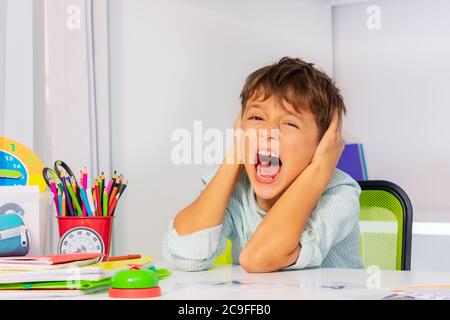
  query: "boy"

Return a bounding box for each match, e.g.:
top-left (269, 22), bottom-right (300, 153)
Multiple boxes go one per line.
top-left (162, 57), bottom-right (363, 272)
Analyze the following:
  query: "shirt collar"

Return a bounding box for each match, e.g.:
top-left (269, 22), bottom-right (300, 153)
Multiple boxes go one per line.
top-left (253, 192), bottom-right (267, 217)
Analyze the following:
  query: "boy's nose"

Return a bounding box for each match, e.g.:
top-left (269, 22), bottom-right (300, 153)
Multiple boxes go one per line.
top-left (258, 128), bottom-right (280, 153)
top-left (258, 126), bottom-right (280, 141)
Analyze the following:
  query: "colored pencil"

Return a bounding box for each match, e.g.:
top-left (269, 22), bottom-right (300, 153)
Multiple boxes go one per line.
top-left (62, 193), bottom-right (66, 217)
top-left (79, 171), bottom-right (86, 216)
top-left (108, 254), bottom-right (141, 262)
top-left (72, 178), bottom-right (82, 211)
top-left (92, 183), bottom-right (97, 216)
top-left (97, 177), bottom-right (103, 211)
top-left (82, 167), bottom-right (88, 189)
top-left (118, 180), bottom-right (128, 198)
top-left (95, 181), bottom-right (102, 217)
top-left (50, 179), bottom-right (59, 214)
top-left (57, 191), bottom-right (62, 216)
top-left (108, 193), bottom-right (120, 216)
top-left (103, 186), bottom-right (108, 217)
top-left (109, 186), bottom-right (118, 206)
top-left (60, 172), bottom-right (74, 216)
top-left (71, 174), bottom-right (83, 216)
top-left (108, 171), bottom-right (117, 196)
top-left (79, 185), bottom-right (92, 217)
top-left (55, 178), bottom-right (64, 193)
top-left (115, 175), bottom-right (123, 188)
top-left (86, 187), bottom-right (96, 216)
top-left (66, 178), bottom-right (82, 216)
top-left (67, 176), bottom-right (77, 211)
top-left (106, 179), bottom-right (113, 197)
top-left (92, 187), bottom-right (98, 216)
top-left (71, 179), bottom-right (77, 194)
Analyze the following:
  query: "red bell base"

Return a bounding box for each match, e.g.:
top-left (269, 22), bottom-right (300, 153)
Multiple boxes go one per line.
top-left (108, 286), bottom-right (161, 299)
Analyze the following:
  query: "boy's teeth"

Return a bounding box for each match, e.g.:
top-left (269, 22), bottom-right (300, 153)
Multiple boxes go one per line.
top-left (257, 150), bottom-right (279, 158)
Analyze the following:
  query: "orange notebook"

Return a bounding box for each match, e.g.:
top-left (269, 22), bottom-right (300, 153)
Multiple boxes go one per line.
top-left (0, 253), bottom-right (103, 265)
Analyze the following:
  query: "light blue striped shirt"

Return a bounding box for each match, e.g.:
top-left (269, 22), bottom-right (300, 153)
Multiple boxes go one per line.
top-left (162, 168), bottom-right (364, 271)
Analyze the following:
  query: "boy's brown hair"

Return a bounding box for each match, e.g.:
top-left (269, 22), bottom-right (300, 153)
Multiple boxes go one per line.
top-left (240, 57), bottom-right (346, 137)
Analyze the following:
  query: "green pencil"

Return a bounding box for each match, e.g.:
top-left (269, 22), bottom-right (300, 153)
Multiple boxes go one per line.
top-left (66, 180), bottom-right (82, 216)
top-left (102, 187), bottom-right (108, 217)
top-left (98, 177), bottom-right (103, 208)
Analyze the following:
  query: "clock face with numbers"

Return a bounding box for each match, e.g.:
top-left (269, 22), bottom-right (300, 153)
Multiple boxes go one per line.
top-left (0, 149), bottom-right (28, 185)
top-left (58, 227), bottom-right (105, 255)
top-left (0, 136), bottom-right (46, 191)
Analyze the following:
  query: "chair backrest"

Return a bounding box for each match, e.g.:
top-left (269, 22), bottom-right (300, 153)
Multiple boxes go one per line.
top-left (358, 180), bottom-right (412, 271)
top-left (214, 180), bottom-right (413, 270)
top-left (213, 237), bottom-right (233, 265)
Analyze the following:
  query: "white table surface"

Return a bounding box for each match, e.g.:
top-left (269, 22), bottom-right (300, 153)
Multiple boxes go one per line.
top-left (17, 261), bottom-right (450, 300)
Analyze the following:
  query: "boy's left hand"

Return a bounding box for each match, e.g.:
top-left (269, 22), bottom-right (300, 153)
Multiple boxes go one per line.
top-left (309, 110), bottom-right (345, 186)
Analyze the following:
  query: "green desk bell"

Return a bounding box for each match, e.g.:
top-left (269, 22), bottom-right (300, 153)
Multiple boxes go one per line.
top-left (108, 264), bottom-right (170, 298)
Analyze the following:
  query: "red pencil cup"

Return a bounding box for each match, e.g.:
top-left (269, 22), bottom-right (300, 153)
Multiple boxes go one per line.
top-left (56, 216), bottom-right (114, 261)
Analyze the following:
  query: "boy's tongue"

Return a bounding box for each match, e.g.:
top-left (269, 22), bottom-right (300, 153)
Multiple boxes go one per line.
top-left (257, 156), bottom-right (281, 177)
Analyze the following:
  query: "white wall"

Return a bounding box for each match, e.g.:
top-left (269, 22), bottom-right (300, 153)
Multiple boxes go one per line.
top-left (1, 0), bottom-right (34, 147)
top-left (32, 0), bottom-right (114, 253)
top-left (109, 0), bottom-right (334, 258)
top-left (333, 0), bottom-right (450, 213)
top-left (0, 0), bottom-right (5, 135)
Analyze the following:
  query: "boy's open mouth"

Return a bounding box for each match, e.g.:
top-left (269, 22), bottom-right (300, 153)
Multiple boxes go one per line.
top-left (254, 150), bottom-right (282, 184)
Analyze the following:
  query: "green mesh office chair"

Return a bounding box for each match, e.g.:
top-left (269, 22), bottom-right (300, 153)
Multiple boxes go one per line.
top-left (214, 180), bottom-right (413, 270)
top-left (358, 180), bottom-right (412, 270)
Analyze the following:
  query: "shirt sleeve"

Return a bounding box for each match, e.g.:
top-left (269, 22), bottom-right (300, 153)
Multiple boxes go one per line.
top-left (161, 169), bottom-right (233, 271)
top-left (283, 180), bottom-right (361, 270)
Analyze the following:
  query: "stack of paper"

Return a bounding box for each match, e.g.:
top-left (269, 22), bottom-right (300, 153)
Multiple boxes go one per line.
top-left (383, 285), bottom-right (450, 300)
top-left (0, 253), bottom-right (103, 270)
top-left (0, 254), bottom-right (154, 298)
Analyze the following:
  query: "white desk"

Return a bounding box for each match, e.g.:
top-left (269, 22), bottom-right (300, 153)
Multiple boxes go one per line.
top-left (51, 262), bottom-right (450, 300)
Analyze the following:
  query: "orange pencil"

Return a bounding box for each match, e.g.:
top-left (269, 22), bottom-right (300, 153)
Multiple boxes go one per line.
top-left (109, 186), bottom-right (118, 206)
top-left (92, 184), bottom-right (98, 216)
top-left (108, 193), bottom-right (120, 216)
top-left (71, 179), bottom-right (76, 194)
top-left (108, 254), bottom-right (141, 262)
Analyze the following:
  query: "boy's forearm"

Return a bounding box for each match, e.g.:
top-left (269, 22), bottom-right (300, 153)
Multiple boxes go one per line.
top-left (240, 163), bottom-right (330, 272)
top-left (173, 150), bottom-right (243, 236)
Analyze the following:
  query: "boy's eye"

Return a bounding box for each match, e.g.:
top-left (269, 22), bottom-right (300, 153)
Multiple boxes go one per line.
top-left (285, 122), bottom-right (299, 129)
top-left (248, 116), bottom-right (263, 121)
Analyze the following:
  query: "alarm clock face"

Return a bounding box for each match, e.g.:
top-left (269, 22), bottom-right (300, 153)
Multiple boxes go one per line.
top-left (58, 227), bottom-right (105, 255)
top-left (0, 150), bottom-right (28, 186)
top-left (0, 137), bottom-right (46, 191)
